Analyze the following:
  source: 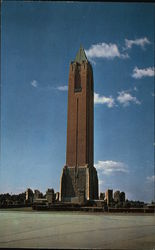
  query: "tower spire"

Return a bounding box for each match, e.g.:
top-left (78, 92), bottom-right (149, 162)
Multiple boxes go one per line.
top-left (75, 45), bottom-right (88, 63)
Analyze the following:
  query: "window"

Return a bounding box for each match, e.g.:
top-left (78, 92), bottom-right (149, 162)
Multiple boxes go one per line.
top-left (74, 68), bottom-right (82, 92)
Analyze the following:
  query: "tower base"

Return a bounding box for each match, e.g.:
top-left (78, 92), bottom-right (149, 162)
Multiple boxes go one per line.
top-left (60, 165), bottom-right (98, 203)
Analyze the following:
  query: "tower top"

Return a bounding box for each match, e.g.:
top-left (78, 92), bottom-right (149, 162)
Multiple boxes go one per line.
top-left (75, 45), bottom-right (88, 63)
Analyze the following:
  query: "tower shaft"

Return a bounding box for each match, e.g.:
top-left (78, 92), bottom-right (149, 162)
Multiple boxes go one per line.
top-left (60, 46), bottom-right (98, 202)
top-left (66, 61), bottom-right (94, 167)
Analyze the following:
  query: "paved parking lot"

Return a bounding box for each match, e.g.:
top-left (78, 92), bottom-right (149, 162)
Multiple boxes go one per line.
top-left (0, 211), bottom-right (155, 249)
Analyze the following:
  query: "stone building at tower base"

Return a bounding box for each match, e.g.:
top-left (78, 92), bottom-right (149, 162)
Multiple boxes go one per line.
top-left (60, 165), bottom-right (98, 203)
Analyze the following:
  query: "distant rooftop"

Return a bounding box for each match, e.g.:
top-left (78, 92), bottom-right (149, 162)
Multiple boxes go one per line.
top-left (75, 45), bottom-right (88, 63)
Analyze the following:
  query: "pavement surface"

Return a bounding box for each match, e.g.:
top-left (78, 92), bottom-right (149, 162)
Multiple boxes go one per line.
top-left (0, 210), bottom-right (155, 249)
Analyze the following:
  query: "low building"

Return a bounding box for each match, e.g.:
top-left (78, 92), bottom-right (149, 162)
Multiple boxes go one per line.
top-left (120, 192), bottom-right (125, 202)
top-left (99, 192), bottom-right (105, 200)
top-left (46, 189), bottom-right (55, 204)
top-left (105, 189), bottom-right (113, 205)
top-left (33, 198), bottom-right (48, 209)
top-left (114, 190), bottom-right (120, 202)
top-left (114, 190), bottom-right (125, 204)
top-left (26, 188), bottom-right (34, 204)
top-left (55, 192), bottom-right (59, 201)
top-left (34, 190), bottom-right (43, 200)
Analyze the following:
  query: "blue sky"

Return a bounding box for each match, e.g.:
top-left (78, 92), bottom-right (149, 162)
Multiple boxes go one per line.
top-left (1, 2), bottom-right (154, 202)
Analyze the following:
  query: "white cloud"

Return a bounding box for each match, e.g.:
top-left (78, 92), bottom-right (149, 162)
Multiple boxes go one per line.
top-left (85, 42), bottom-right (128, 60)
top-left (94, 92), bottom-right (115, 108)
top-left (134, 86), bottom-right (138, 92)
top-left (95, 160), bottom-right (128, 175)
top-left (88, 58), bottom-right (96, 65)
top-left (95, 90), bottom-right (141, 108)
top-left (132, 67), bottom-right (155, 79)
top-left (57, 85), bottom-right (68, 91)
top-left (31, 80), bottom-right (38, 88)
top-left (117, 90), bottom-right (141, 107)
top-left (146, 175), bottom-right (155, 183)
top-left (125, 37), bottom-right (150, 49)
top-left (99, 180), bottom-right (104, 185)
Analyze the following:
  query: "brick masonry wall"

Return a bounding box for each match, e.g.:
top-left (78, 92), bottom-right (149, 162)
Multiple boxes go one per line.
top-left (60, 60), bottom-right (98, 202)
top-left (66, 62), bottom-right (93, 167)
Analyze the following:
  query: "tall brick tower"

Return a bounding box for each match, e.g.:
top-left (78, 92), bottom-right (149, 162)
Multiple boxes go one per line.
top-left (60, 46), bottom-right (98, 202)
